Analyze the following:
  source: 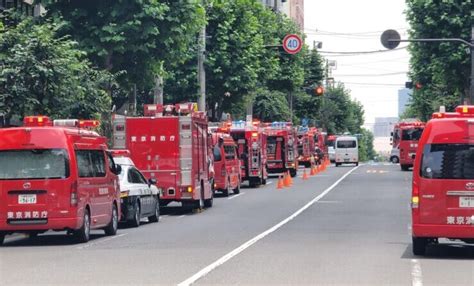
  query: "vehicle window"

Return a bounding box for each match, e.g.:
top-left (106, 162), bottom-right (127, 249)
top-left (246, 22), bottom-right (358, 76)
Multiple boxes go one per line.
top-left (337, 140), bottom-right (357, 148)
top-left (224, 145), bottom-right (235, 160)
top-left (393, 129), bottom-right (401, 141)
top-left (213, 145), bottom-right (222, 162)
top-left (0, 149), bottom-right (69, 180)
top-left (314, 135), bottom-right (319, 143)
top-left (402, 128), bottom-right (423, 141)
top-left (128, 168), bottom-right (147, 184)
top-left (267, 137), bottom-right (277, 154)
top-left (76, 150), bottom-right (106, 178)
top-left (327, 140), bottom-right (335, 147)
top-left (421, 144), bottom-right (474, 179)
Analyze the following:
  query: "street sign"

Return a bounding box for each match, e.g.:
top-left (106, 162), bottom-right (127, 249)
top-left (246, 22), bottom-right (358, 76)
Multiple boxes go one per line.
top-left (282, 34), bottom-right (302, 54)
top-left (381, 29), bottom-right (401, 49)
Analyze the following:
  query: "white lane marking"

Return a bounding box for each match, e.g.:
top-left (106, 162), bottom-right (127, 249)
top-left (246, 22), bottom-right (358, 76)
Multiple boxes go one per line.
top-left (316, 200), bottom-right (341, 204)
top-left (411, 259), bottom-right (423, 286)
top-left (76, 233), bottom-right (128, 250)
top-left (178, 166), bottom-right (360, 286)
top-left (228, 192), bottom-right (245, 200)
top-left (266, 181), bottom-right (273, 185)
top-left (178, 215), bottom-right (186, 218)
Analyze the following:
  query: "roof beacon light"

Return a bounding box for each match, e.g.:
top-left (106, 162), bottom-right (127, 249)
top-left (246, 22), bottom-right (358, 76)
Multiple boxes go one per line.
top-left (53, 119), bottom-right (79, 127)
top-left (23, 116), bottom-right (52, 127)
top-left (79, 120), bottom-right (100, 129)
top-left (439, 106), bottom-right (446, 113)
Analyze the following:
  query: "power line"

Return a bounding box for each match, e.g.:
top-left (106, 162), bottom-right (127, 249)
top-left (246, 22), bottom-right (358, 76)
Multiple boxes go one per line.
top-left (304, 27), bottom-right (409, 36)
top-left (335, 71), bottom-right (408, 77)
top-left (318, 46), bottom-right (407, 55)
top-left (341, 82), bottom-right (405, 86)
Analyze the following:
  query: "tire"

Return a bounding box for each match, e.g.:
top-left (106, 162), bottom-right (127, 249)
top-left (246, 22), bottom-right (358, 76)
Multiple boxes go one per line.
top-left (335, 163), bottom-right (340, 167)
top-left (390, 156), bottom-right (399, 164)
top-left (355, 162), bottom-right (359, 166)
top-left (290, 169), bottom-right (297, 178)
top-left (401, 164), bottom-right (410, 171)
top-left (223, 180), bottom-right (231, 197)
top-left (130, 199), bottom-right (141, 228)
top-left (204, 188), bottom-right (213, 208)
top-left (148, 197), bottom-right (160, 223)
top-left (74, 208), bottom-right (91, 243)
top-left (104, 204), bottom-right (119, 236)
top-left (233, 181), bottom-right (241, 194)
top-left (0, 232), bottom-right (5, 245)
top-left (412, 236), bottom-right (428, 256)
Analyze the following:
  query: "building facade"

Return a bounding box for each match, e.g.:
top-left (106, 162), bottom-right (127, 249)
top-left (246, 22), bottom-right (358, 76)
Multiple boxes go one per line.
top-left (260, 0), bottom-right (285, 12)
top-left (282, 0), bottom-right (304, 31)
top-left (0, 0), bottom-right (44, 16)
top-left (373, 117), bottom-right (399, 138)
top-left (398, 88), bottom-right (411, 117)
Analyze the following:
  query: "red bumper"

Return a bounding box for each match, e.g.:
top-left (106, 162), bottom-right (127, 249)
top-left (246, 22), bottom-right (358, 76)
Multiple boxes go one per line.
top-left (1, 216), bottom-right (82, 232)
top-left (413, 224), bottom-right (474, 239)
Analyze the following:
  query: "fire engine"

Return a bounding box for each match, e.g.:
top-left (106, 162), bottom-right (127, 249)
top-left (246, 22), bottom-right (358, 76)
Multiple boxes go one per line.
top-left (227, 120), bottom-right (268, 187)
top-left (297, 127), bottom-right (314, 168)
top-left (0, 116), bottom-right (121, 244)
top-left (412, 106), bottom-right (474, 255)
top-left (264, 122), bottom-right (298, 177)
top-left (210, 132), bottom-right (241, 196)
top-left (327, 135), bottom-right (337, 163)
top-left (112, 103), bottom-right (213, 209)
top-left (313, 128), bottom-right (328, 164)
top-left (391, 120), bottom-right (425, 171)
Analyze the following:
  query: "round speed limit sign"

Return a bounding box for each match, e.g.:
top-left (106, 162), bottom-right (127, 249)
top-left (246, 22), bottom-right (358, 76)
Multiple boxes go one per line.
top-left (282, 34), bottom-right (302, 54)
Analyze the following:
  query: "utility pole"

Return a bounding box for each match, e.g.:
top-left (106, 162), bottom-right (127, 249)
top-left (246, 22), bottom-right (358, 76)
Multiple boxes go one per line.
top-left (153, 75), bottom-right (163, 105)
top-left (197, 22), bottom-right (206, 112)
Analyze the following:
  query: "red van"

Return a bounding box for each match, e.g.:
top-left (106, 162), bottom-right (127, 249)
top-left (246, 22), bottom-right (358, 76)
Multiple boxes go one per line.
top-left (412, 106), bottom-right (474, 255)
top-left (211, 133), bottom-right (241, 196)
top-left (0, 116), bottom-right (121, 245)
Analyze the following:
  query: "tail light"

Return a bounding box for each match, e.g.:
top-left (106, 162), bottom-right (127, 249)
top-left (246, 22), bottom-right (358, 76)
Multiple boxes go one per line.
top-left (70, 181), bottom-right (78, 206)
top-left (412, 183), bottom-right (419, 209)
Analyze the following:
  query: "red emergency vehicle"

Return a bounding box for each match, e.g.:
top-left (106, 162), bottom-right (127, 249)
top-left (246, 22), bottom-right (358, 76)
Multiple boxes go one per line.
top-left (391, 121), bottom-right (425, 171)
top-left (210, 132), bottom-right (241, 196)
top-left (313, 128), bottom-right (328, 164)
top-left (264, 122), bottom-right (298, 177)
top-left (228, 121), bottom-right (268, 187)
top-left (412, 106), bottom-right (474, 255)
top-left (112, 103), bottom-right (213, 209)
top-left (0, 116), bottom-right (121, 244)
top-left (327, 135), bottom-right (337, 163)
top-left (297, 127), bottom-right (315, 168)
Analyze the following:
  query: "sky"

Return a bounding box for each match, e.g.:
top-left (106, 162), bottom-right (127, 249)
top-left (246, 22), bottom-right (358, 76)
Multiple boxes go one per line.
top-left (304, 0), bottom-right (410, 129)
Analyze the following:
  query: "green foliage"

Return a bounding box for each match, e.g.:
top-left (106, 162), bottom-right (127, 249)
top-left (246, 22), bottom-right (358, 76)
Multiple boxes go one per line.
top-left (252, 88), bottom-right (291, 121)
top-left (38, 0), bottom-right (205, 107)
top-left (406, 0), bottom-right (473, 119)
top-left (358, 129), bottom-right (375, 162)
top-left (0, 17), bottom-right (113, 122)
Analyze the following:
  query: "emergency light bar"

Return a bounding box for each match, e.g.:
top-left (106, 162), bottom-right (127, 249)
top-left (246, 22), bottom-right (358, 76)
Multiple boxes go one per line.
top-left (53, 119), bottom-right (79, 127)
top-left (110, 149), bottom-right (131, 157)
top-left (79, 120), bottom-right (100, 129)
top-left (455, 105), bottom-right (474, 115)
top-left (23, 116), bottom-right (52, 127)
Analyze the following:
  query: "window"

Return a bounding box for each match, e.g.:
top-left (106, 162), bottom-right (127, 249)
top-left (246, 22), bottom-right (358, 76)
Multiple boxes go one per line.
top-left (128, 167), bottom-right (147, 184)
top-left (213, 145), bottom-right (222, 162)
top-left (75, 150), bottom-right (107, 178)
top-left (224, 145), bottom-right (236, 160)
top-left (337, 140), bottom-right (357, 148)
top-left (421, 144), bottom-right (474, 179)
top-left (0, 149), bottom-right (69, 180)
top-left (402, 128), bottom-right (423, 141)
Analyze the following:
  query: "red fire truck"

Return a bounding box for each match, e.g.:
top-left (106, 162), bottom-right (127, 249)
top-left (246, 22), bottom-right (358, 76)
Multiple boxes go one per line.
top-left (264, 122), bottom-right (298, 177)
top-left (210, 132), bottom-right (241, 196)
top-left (112, 103), bottom-right (213, 209)
top-left (313, 128), bottom-right (328, 164)
top-left (228, 121), bottom-right (268, 187)
top-left (297, 127), bottom-right (315, 168)
top-left (391, 121), bottom-right (426, 171)
top-left (411, 106), bottom-right (474, 255)
top-left (0, 116), bottom-right (121, 244)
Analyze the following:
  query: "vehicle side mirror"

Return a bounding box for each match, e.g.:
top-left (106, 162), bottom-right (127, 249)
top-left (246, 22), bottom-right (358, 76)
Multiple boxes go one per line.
top-left (113, 164), bottom-right (122, 176)
top-left (148, 178), bottom-right (157, 185)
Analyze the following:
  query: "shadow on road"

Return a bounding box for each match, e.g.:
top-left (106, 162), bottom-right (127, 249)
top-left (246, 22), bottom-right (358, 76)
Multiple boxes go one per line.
top-left (401, 243), bottom-right (474, 260)
top-left (2, 233), bottom-right (109, 247)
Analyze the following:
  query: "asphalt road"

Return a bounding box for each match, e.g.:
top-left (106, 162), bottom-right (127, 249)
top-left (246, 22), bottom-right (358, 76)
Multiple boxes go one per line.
top-left (2, 163), bottom-right (474, 285)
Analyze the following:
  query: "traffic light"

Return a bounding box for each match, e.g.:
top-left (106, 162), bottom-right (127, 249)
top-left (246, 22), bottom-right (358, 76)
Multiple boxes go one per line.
top-left (314, 86), bottom-right (324, 96)
top-left (415, 82), bottom-right (423, 90)
top-left (405, 81), bottom-right (423, 90)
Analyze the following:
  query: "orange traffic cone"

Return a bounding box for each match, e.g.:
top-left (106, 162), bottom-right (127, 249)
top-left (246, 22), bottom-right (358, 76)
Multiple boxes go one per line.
top-left (277, 174), bottom-right (284, 189)
top-left (283, 172), bottom-right (290, 187)
top-left (302, 169), bottom-right (309, 180)
top-left (285, 171), bottom-right (291, 186)
top-left (310, 165), bottom-right (315, 176)
top-left (288, 171), bottom-right (293, 185)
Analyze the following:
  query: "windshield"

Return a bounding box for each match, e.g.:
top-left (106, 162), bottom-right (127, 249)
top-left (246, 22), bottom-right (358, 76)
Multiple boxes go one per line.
top-left (337, 140), bottom-right (357, 149)
top-left (213, 145), bottom-right (222, 162)
top-left (421, 144), bottom-right (474, 179)
top-left (402, 128), bottom-right (423, 141)
top-left (0, 149), bottom-right (69, 180)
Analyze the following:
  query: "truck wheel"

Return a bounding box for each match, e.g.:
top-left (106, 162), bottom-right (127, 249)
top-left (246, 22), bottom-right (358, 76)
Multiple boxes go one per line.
top-left (412, 236), bottom-right (428, 256)
top-left (204, 189), bottom-right (213, 208)
top-left (290, 169), bottom-right (297, 178)
top-left (355, 162), bottom-right (359, 166)
top-left (233, 182), bottom-right (241, 194)
top-left (390, 156), bottom-right (399, 164)
top-left (148, 197), bottom-right (160, 223)
top-left (223, 180), bottom-right (231, 197)
top-left (335, 163), bottom-right (340, 167)
top-left (130, 200), bottom-right (141, 228)
top-left (401, 164), bottom-right (410, 171)
top-left (104, 204), bottom-right (119, 236)
top-left (74, 209), bottom-right (91, 243)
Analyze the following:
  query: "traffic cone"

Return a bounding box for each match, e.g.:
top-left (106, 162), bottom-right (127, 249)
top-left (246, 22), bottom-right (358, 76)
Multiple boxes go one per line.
top-left (302, 168), bottom-right (309, 180)
top-left (283, 172), bottom-right (290, 187)
top-left (277, 174), bottom-right (284, 189)
top-left (284, 171), bottom-right (291, 186)
top-left (288, 171), bottom-right (293, 185)
top-left (315, 164), bottom-right (320, 174)
top-left (310, 165), bottom-right (315, 176)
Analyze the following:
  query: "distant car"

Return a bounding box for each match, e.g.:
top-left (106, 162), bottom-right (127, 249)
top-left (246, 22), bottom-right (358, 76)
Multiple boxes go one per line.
top-left (114, 156), bottom-right (160, 227)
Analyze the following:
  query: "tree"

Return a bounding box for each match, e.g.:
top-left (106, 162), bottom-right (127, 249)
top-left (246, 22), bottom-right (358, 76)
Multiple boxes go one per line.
top-left (252, 88), bottom-right (291, 122)
top-left (0, 17), bottom-right (113, 124)
top-left (38, 0), bottom-right (205, 108)
top-left (405, 0), bottom-right (473, 120)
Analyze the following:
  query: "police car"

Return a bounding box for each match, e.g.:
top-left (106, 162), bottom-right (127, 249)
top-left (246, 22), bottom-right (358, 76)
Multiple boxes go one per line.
top-left (112, 153), bottom-right (160, 227)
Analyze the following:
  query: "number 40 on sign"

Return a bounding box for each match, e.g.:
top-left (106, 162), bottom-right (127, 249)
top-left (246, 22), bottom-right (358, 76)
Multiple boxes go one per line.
top-left (282, 34), bottom-right (302, 55)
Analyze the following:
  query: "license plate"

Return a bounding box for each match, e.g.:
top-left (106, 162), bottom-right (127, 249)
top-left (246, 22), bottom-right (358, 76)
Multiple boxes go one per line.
top-left (460, 197), bottom-right (474, 208)
top-left (18, 194), bottom-right (37, 204)
top-left (344, 159), bottom-right (350, 162)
